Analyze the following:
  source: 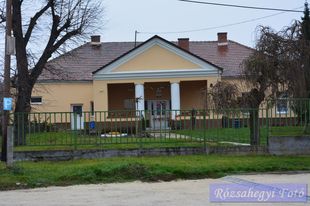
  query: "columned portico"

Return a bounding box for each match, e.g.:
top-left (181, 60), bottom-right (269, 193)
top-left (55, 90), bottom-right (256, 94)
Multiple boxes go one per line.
top-left (170, 82), bottom-right (180, 119)
top-left (135, 83), bottom-right (145, 114)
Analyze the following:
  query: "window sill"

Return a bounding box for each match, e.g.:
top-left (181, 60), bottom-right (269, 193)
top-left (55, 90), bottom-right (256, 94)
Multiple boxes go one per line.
top-left (276, 111), bottom-right (288, 115)
top-left (31, 103), bottom-right (43, 105)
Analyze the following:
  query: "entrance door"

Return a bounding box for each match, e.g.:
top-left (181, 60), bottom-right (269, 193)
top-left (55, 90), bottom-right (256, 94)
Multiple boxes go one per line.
top-left (148, 100), bottom-right (170, 129)
top-left (71, 105), bottom-right (84, 130)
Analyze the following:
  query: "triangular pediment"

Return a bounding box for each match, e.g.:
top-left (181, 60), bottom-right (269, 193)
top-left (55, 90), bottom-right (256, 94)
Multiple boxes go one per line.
top-left (112, 45), bottom-right (200, 72)
top-left (93, 36), bottom-right (222, 79)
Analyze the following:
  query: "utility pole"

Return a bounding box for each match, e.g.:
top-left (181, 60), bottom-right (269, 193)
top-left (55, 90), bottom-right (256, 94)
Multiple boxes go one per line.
top-left (1, 0), bottom-right (12, 162)
top-left (134, 30), bottom-right (138, 47)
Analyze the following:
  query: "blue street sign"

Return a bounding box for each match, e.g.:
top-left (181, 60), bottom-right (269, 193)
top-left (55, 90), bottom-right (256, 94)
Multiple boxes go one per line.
top-left (3, 97), bottom-right (13, 111)
top-left (89, 121), bottom-right (95, 129)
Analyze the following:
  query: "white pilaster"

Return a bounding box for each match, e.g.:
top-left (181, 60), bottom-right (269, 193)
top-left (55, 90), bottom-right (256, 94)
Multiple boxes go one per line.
top-left (171, 82), bottom-right (180, 120)
top-left (135, 83), bottom-right (145, 116)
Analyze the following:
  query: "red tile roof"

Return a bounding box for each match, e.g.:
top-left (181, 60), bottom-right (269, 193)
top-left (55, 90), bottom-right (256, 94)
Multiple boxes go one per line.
top-left (189, 40), bottom-right (254, 77)
top-left (40, 38), bottom-right (253, 81)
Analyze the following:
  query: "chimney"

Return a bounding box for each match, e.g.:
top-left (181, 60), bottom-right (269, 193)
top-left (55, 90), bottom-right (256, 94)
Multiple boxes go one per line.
top-left (91, 35), bottom-right (101, 45)
top-left (178, 38), bottom-right (189, 51)
top-left (217, 32), bottom-right (228, 48)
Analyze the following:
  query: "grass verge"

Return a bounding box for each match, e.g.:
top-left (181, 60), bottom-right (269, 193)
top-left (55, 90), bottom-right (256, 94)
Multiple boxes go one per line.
top-left (1, 155), bottom-right (310, 191)
top-left (176, 126), bottom-right (305, 145)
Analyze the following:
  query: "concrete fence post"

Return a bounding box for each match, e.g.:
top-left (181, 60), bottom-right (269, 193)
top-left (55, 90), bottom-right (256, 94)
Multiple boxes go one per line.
top-left (6, 126), bottom-right (14, 167)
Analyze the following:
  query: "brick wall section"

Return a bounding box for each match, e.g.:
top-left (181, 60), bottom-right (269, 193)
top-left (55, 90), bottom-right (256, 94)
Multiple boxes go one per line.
top-left (178, 38), bottom-right (190, 51)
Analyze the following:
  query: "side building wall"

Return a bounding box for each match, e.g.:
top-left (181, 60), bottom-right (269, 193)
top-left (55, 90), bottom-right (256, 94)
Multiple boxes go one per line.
top-left (31, 82), bottom-right (93, 113)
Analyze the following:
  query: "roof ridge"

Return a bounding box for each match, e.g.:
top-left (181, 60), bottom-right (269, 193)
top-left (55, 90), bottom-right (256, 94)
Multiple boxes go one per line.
top-left (190, 40), bottom-right (217, 43)
top-left (102, 41), bottom-right (140, 43)
top-left (96, 40), bottom-right (254, 48)
top-left (228, 40), bottom-right (254, 50)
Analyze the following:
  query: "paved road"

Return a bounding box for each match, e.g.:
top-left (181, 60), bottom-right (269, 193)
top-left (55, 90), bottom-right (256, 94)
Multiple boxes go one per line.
top-left (0, 173), bottom-right (309, 206)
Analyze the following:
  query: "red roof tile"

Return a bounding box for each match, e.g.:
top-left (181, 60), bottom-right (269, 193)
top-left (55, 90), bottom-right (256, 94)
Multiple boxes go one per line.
top-left (40, 38), bottom-right (253, 81)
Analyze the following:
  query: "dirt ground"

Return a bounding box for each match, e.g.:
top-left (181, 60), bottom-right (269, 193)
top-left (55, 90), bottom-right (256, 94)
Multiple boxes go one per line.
top-left (0, 173), bottom-right (309, 206)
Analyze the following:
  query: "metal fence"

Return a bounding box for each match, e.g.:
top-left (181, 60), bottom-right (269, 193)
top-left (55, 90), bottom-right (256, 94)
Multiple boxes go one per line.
top-left (5, 99), bottom-right (310, 151)
top-left (267, 99), bottom-right (310, 135)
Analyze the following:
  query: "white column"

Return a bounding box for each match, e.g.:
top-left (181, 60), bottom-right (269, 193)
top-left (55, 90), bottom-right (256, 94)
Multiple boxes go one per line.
top-left (171, 82), bottom-right (180, 120)
top-left (135, 83), bottom-right (145, 116)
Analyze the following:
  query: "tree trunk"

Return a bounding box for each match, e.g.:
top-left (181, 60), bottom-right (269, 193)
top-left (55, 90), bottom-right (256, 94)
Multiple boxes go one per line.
top-left (11, 1), bottom-right (32, 146)
top-left (303, 107), bottom-right (310, 134)
top-left (14, 84), bottom-right (33, 146)
top-left (249, 108), bottom-right (260, 146)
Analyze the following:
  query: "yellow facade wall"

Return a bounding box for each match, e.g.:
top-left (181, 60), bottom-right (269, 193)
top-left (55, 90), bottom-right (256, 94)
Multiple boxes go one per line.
top-left (31, 82), bottom-right (93, 113)
top-left (93, 80), bottom-right (108, 111)
top-left (113, 45), bottom-right (200, 72)
top-left (31, 76), bottom-right (296, 121)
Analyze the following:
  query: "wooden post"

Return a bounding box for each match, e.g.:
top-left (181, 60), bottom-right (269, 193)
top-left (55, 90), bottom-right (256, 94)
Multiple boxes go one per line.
top-left (1, 0), bottom-right (13, 162)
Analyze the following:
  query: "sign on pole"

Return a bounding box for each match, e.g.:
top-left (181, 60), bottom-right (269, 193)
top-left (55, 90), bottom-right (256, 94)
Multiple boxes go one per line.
top-left (3, 97), bottom-right (13, 111)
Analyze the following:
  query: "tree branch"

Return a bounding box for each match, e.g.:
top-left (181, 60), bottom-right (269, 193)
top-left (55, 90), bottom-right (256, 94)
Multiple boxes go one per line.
top-left (29, 0), bottom-right (101, 83)
top-left (30, 27), bottom-right (81, 83)
top-left (24, 0), bottom-right (52, 45)
top-left (0, 0), bottom-right (5, 24)
top-left (29, 1), bottom-right (60, 84)
top-left (11, 0), bottom-right (103, 115)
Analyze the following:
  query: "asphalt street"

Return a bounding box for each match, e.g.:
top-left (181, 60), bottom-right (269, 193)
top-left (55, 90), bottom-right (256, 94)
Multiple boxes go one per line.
top-left (0, 173), bottom-right (309, 206)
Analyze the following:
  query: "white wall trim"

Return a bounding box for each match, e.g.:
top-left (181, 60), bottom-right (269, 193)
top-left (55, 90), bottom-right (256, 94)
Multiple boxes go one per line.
top-left (93, 69), bottom-right (219, 80)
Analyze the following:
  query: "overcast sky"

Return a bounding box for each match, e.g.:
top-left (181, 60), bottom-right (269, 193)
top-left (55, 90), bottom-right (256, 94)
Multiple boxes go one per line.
top-left (100, 0), bottom-right (306, 47)
top-left (0, 0), bottom-right (307, 74)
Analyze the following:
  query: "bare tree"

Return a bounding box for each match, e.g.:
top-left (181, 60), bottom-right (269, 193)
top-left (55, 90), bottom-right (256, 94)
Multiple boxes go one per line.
top-left (208, 81), bottom-right (240, 112)
top-left (0, 0), bottom-right (103, 144)
top-left (241, 25), bottom-right (296, 145)
top-left (242, 15), bottom-right (310, 143)
top-left (210, 25), bottom-right (303, 146)
top-left (209, 4), bottom-right (310, 145)
top-left (0, 0), bottom-right (4, 24)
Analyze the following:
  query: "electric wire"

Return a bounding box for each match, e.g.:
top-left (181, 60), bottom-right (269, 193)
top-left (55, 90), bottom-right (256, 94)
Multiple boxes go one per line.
top-left (178, 0), bottom-right (303, 13)
top-left (138, 6), bottom-right (304, 35)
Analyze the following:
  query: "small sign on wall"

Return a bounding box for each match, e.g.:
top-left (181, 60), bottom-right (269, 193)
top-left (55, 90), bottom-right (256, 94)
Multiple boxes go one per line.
top-left (3, 97), bottom-right (13, 111)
